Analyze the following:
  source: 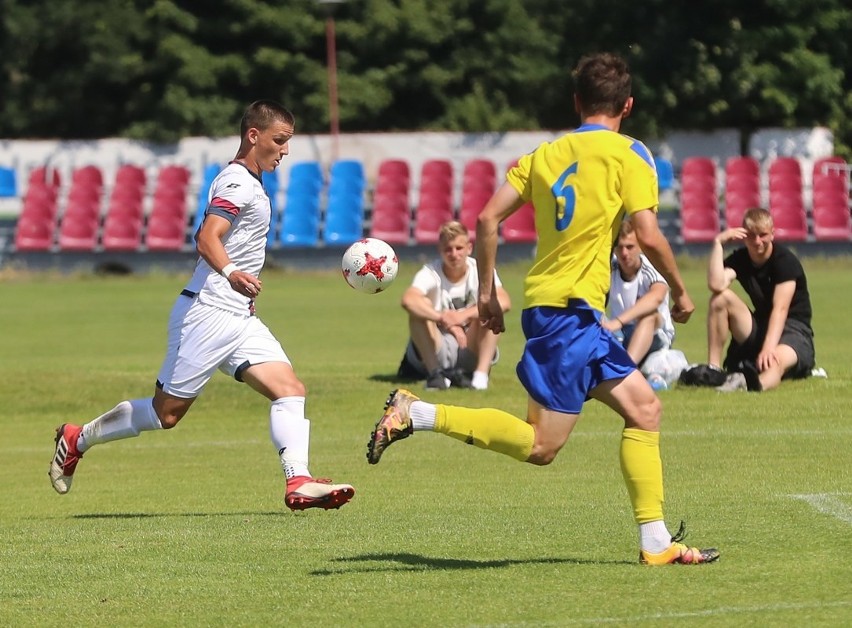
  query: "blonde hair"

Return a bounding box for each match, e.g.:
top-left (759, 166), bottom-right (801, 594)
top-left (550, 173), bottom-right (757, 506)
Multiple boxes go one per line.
top-left (742, 207), bottom-right (773, 231)
top-left (618, 217), bottom-right (635, 240)
top-left (438, 220), bottom-right (469, 244)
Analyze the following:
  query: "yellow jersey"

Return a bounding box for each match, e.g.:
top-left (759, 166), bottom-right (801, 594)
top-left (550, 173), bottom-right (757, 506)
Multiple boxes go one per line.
top-left (507, 123), bottom-right (658, 312)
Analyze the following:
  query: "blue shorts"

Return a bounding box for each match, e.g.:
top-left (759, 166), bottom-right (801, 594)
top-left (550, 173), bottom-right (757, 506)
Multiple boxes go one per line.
top-left (517, 302), bottom-right (636, 414)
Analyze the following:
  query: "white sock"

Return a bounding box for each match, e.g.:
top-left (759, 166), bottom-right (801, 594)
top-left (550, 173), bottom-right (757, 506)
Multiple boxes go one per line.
top-left (77, 399), bottom-right (163, 452)
top-left (471, 371), bottom-right (489, 390)
top-left (270, 397), bottom-right (311, 480)
top-left (410, 400), bottom-right (437, 431)
top-left (639, 520), bottom-right (673, 553)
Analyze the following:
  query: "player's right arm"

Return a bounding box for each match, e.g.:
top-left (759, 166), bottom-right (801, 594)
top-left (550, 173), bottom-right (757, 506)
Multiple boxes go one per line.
top-left (631, 208), bottom-right (694, 323)
top-left (475, 182), bottom-right (524, 333)
top-left (196, 214), bottom-right (261, 298)
top-left (707, 229), bottom-right (744, 293)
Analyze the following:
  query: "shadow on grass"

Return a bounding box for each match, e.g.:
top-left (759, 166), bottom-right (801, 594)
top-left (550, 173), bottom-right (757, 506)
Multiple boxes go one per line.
top-left (311, 552), bottom-right (633, 574)
top-left (71, 511), bottom-right (285, 519)
top-left (368, 373), bottom-right (421, 385)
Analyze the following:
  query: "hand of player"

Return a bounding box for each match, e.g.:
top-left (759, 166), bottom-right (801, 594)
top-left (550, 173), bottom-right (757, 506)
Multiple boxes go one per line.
top-left (757, 349), bottom-right (779, 372)
top-left (670, 290), bottom-right (695, 324)
top-left (478, 298), bottom-right (505, 334)
top-left (716, 227), bottom-right (748, 245)
top-left (228, 270), bottom-right (262, 298)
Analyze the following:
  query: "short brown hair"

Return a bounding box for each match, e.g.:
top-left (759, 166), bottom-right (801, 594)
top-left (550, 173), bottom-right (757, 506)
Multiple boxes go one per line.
top-left (240, 100), bottom-right (295, 137)
top-left (438, 220), bottom-right (469, 244)
top-left (573, 53), bottom-right (632, 117)
top-left (618, 217), bottom-right (635, 240)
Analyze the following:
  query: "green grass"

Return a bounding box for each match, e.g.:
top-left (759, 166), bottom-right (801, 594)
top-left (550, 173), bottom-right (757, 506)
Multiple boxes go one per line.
top-left (1, 257), bottom-right (851, 627)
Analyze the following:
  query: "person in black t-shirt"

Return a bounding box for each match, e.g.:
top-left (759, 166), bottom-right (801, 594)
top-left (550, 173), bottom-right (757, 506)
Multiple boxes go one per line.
top-left (707, 207), bottom-right (815, 392)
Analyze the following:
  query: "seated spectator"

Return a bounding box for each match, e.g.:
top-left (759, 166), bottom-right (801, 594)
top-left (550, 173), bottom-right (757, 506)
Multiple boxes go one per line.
top-left (602, 219), bottom-right (674, 366)
top-left (709, 207), bottom-right (815, 392)
top-left (397, 221), bottom-right (511, 390)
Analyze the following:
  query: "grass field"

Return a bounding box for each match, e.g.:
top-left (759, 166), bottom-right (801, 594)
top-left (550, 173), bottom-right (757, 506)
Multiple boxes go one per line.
top-left (1, 256), bottom-right (851, 627)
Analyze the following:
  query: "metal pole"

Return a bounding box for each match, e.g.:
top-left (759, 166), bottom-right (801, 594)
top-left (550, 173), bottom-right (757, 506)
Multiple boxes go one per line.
top-left (326, 15), bottom-right (339, 162)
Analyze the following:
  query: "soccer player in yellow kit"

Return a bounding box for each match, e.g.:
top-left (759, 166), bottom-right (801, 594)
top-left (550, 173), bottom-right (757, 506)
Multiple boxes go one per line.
top-left (367, 52), bottom-right (719, 565)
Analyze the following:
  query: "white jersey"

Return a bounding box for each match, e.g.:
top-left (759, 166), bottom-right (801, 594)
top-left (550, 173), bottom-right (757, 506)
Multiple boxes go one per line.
top-left (411, 257), bottom-right (502, 312)
top-left (609, 253), bottom-right (675, 342)
top-left (184, 162), bottom-right (271, 316)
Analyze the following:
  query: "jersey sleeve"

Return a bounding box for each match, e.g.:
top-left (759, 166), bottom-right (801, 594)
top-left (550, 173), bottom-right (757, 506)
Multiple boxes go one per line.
top-left (506, 149), bottom-right (536, 200)
top-left (621, 139), bottom-right (659, 215)
top-left (410, 264), bottom-right (439, 295)
top-left (207, 171), bottom-right (254, 224)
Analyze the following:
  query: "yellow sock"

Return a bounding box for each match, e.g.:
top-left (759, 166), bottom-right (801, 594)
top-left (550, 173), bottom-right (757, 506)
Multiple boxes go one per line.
top-left (620, 428), bottom-right (665, 524)
top-left (434, 405), bottom-right (534, 462)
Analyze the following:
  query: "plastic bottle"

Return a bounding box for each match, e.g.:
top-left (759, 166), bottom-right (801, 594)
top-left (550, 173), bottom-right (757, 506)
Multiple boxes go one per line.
top-left (647, 373), bottom-right (668, 392)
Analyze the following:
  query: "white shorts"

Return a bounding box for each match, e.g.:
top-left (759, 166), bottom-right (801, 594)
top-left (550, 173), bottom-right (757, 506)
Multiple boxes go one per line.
top-left (156, 295), bottom-right (289, 398)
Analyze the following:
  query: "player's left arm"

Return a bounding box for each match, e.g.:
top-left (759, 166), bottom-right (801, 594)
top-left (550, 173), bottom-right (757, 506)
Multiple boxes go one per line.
top-left (631, 209), bottom-right (694, 323)
top-left (758, 280), bottom-right (795, 370)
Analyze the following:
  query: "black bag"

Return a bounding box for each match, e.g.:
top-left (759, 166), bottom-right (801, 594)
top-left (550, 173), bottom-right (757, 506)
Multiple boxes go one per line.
top-left (678, 364), bottom-right (727, 387)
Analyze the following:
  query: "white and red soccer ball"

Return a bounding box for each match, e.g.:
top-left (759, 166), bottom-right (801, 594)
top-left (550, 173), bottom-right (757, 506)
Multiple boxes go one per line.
top-left (341, 238), bottom-right (399, 294)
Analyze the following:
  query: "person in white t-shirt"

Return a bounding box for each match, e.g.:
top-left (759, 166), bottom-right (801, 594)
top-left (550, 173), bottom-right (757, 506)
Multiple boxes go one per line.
top-left (49, 100), bottom-right (354, 511)
top-left (399, 221), bottom-right (511, 390)
top-left (602, 219), bottom-right (674, 365)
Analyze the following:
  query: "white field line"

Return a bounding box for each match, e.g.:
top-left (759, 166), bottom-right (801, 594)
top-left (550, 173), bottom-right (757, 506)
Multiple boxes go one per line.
top-left (790, 493), bottom-right (852, 525)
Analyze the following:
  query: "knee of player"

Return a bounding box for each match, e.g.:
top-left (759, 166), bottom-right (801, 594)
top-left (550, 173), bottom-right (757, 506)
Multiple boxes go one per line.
top-left (708, 289), bottom-right (735, 311)
top-left (634, 395), bottom-right (662, 431)
top-left (527, 445), bottom-right (559, 466)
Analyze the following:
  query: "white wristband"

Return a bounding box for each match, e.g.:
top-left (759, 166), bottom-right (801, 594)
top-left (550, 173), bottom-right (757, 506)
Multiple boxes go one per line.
top-left (220, 263), bottom-right (239, 278)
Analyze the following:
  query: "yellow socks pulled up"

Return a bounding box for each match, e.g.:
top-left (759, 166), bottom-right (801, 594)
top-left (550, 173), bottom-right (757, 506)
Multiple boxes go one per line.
top-left (620, 428), bottom-right (665, 524)
top-left (434, 404), bottom-right (534, 462)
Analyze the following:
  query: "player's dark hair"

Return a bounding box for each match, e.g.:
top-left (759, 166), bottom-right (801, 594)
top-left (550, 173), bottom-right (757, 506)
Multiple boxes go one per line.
top-left (240, 100), bottom-right (295, 137)
top-left (573, 53), bottom-right (632, 117)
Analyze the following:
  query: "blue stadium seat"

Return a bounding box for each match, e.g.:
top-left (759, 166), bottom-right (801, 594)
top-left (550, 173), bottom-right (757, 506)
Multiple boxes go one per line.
top-left (279, 192), bottom-right (321, 247)
top-left (322, 189), bottom-right (364, 245)
top-left (329, 159), bottom-right (365, 190)
top-left (0, 167), bottom-right (17, 198)
top-left (194, 163), bottom-right (222, 228)
top-left (654, 157), bottom-right (674, 191)
top-left (287, 161), bottom-right (324, 197)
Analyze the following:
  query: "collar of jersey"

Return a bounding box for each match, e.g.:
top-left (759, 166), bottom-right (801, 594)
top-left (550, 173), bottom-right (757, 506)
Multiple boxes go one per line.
top-left (572, 123), bottom-right (611, 133)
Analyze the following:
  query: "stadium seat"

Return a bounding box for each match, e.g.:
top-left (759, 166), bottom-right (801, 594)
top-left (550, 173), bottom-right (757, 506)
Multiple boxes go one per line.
top-left (14, 215), bottom-right (55, 251)
top-left (156, 164), bottom-right (191, 187)
top-left (194, 163), bottom-right (222, 228)
top-left (458, 187), bottom-right (493, 237)
top-left (150, 190), bottom-right (188, 227)
top-left (58, 215), bottom-right (99, 251)
top-left (680, 160), bottom-right (719, 242)
top-left (145, 217), bottom-right (187, 250)
top-left (502, 201), bottom-right (537, 242)
top-left (27, 166), bottom-right (61, 191)
top-left (723, 157), bottom-right (761, 228)
top-left (115, 164), bottom-right (147, 189)
top-left (102, 214), bottom-right (143, 251)
top-left (811, 157), bottom-right (850, 241)
top-left (413, 196), bottom-right (454, 244)
top-left (769, 196), bottom-right (808, 241)
top-left (768, 158), bottom-right (807, 241)
top-left (70, 165), bottom-right (104, 191)
top-left (376, 159), bottom-right (410, 187)
top-left (322, 189), bottom-right (365, 245)
top-left (654, 157), bottom-right (675, 191)
top-left (462, 158), bottom-right (497, 191)
top-left (0, 167), bottom-right (17, 197)
top-left (369, 194), bottom-right (410, 244)
top-left (279, 192), bottom-right (321, 247)
top-left (421, 159), bottom-right (453, 184)
top-left (287, 161), bottom-right (324, 196)
top-left (330, 159), bottom-right (365, 185)
top-left (681, 157), bottom-right (716, 180)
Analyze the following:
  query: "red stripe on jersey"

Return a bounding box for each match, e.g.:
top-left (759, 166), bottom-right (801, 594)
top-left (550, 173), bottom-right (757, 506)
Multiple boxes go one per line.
top-left (210, 196), bottom-right (240, 216)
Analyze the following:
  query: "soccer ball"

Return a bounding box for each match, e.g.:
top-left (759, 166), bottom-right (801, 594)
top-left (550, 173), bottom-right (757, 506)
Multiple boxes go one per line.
top-left (341, 238), bottom-right (399, 294)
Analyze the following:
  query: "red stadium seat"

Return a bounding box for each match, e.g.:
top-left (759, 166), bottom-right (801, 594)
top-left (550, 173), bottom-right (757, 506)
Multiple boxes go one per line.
top-left (458, 187), bottom-right (493, 236)
top-left (413, 197), bottom-right (454, 244)
top-left (680, 160), bottom-right (719, 242)
top-left (502, 201), bottom-right (537, 242)
top-left (145, 217), bottom-right (187, 250)
top-left (811, 157), bottom-right (850, 241)
top-left (370, 194), bottom-right (411, 244)
top-left (681, 157), bottom-right (716, 179)
top-left (58, 215), bottom-right (99, 251)
top-left (462, 158), bottom-right (497, 191)
top-left (102, 215), bottom-right (143, 251)
top-left (71, 165), bottom-right (104, 191)
top-left (14, 215), bottom-right (55, 251)
top-left (768, 158), bottom-right (807, 241)
top-left (724, 157), bottom-right (761, 228)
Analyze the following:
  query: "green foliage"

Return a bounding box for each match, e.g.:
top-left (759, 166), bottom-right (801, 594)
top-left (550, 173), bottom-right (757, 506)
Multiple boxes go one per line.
top-left (0, 0), bottom-right (850, 152)
top-left (0, 260), bottom-right (851, 625)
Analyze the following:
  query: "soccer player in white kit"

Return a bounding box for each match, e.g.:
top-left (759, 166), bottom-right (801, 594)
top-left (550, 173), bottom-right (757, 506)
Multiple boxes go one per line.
top-left (49, 100), bottom-right (354, 511)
